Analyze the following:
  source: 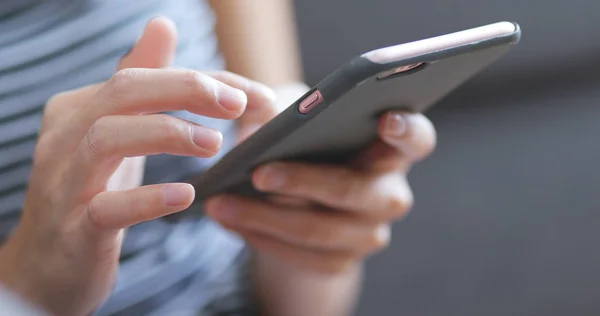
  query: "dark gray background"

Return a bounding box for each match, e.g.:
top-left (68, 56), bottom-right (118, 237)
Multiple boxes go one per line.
top-left (293, 1), bottom-right (600, 315)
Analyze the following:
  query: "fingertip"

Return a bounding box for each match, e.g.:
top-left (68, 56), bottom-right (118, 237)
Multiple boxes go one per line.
top-left (252, 163), bottom-right (287, 192)
top-left (250, 166), bottom-right (265, 191)
top-left (162, 183), bottom-right (195, 207)
top-left (410, 113), bottom-right (437, 157)
top-left (215, 82), bottom-right (248, 117)
top-left (191, 126), bottom-right (223, 155)
top-left (119, 16), bottom-right (178, 70)
top-left (147, 16), bottom-right (177, 38)
top-left (142, 17), bottom-right (178, 52)
top-left (251, 166), bottom-right (270, 191)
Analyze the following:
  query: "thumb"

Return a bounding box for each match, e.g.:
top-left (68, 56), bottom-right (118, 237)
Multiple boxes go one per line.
top-left (118, 16), bottom-right (178, 70)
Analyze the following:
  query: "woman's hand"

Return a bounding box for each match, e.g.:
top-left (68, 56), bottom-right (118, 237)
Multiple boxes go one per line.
top-left (207, 86), bottom-right (437, 274)
top-left (0, 17), bottom-right (275, 316)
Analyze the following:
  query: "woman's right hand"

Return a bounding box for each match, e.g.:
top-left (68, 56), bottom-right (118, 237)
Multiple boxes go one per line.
top-left (0, 17), bottom-right (276, 316)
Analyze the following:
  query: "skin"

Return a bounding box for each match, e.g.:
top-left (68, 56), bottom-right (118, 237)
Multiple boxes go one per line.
top-left (206, 112), bottom-right (436, 316)
top-left (0, 7), bottom-right (437, 316)
top-left (209, 0), bottom-right (303, 87)
top-left (0, 19), bottom-right (277, 315)
top-left (210, 1), bottom-right (436, 315)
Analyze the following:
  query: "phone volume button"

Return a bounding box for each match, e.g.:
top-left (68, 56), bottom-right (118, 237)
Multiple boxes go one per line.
top-left (298, 90), bottom-right (323, 114)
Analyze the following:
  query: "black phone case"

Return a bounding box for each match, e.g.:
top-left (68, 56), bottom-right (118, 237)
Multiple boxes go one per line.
top-left (185, 22), bottom-right (521, 214)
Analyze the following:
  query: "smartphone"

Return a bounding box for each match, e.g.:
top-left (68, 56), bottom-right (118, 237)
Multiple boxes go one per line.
top-left (190, 21), bottom-right (521, 203)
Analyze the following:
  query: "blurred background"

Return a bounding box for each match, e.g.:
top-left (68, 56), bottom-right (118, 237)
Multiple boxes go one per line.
top-left (292, 1), bottom-right (600, 315)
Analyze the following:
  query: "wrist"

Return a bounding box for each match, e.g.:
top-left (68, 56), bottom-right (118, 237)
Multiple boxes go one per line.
top-left (251, 251), bottom-right (363, 316)
top-left (253, 249), bottom-right (364, 277)
top-left (0, 227), bottom-right (79, 316)
top-left (0, 235), bottom-right (45, 313)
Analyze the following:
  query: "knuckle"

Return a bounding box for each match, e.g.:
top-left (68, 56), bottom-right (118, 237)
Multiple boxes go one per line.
top-left (85, 117), bottom-right (114, 156)
top-left (42, 92), bottom-right (70, 130)
top-left (294, 218), bottom-right (326, 245)
top-left (155, 114), bottom-right (189, 144)
top-left (45, 92), bottom-right (67, 114)
top-left (32, 133), bottom-right (54, 166)
top-left (182, 70), bottom-right (216, 102)
top-left (217, 70), bottom-right (250, 88)
top-left (329, 170), bottom-right (360, 203)
top-left (127, 193), bottom-right (147, 224)
top-left (106, 69), bottom-right (138, 99)
top-left (86, 198), bottom-right (108, 231)
top-left (288, 213), bottom-right (338, 248)
top-left (385, 190), bottom-right (414, 219)
top-left (111, 68), bottom-right (138, 86)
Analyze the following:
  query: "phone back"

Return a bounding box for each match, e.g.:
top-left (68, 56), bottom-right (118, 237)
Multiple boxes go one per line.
top-left (190, 22), bottom-right (521, 204)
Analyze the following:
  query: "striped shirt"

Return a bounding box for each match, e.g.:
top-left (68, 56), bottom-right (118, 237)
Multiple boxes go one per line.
top-left (0, 0), bottom-right (252, 315)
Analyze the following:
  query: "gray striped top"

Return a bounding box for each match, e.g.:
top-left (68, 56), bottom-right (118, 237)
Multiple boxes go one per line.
top-left (0, 0), bottom-right (252, 315)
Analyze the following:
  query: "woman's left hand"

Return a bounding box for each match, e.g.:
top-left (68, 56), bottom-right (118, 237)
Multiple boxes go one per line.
top-left (205, 83), bottom-right (437, 274)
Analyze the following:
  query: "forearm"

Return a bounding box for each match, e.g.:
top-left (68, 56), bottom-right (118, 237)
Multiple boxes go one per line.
top-left (252, 253), bottom-right (363, 316)
top-left (209, 0), bottom-right (303, 86)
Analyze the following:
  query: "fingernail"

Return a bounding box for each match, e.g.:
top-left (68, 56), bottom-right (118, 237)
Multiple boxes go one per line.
top-left (192, 126), bottom-right (223, 152)
top-left (384, 113), bottom-right (408, 137)
top-left (255, 164), bottom-right (287, 191)
top-left (216, 83), bottom-right (247, 112)
top-left (163, 184), bottom-right (191, 206)
top-left (206, 197), bottom-right (238, 221)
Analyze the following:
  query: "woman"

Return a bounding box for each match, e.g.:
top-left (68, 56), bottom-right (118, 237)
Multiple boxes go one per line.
top-left (0, 1), bottom-right (436, 315)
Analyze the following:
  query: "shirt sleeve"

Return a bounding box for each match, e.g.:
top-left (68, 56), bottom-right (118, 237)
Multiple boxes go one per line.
top-left (0, 285), bottom-right (49, 316)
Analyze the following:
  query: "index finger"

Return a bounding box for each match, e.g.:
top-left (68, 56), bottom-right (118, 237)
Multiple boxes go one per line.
top-left (207, 71), bottom-right (277, 122)
top-left (59, 68), bottom-right (247, 144)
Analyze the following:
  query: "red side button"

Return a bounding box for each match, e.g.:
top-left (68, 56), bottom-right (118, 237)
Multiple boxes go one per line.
top-left (298, 90), bottom-right (323, 114)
